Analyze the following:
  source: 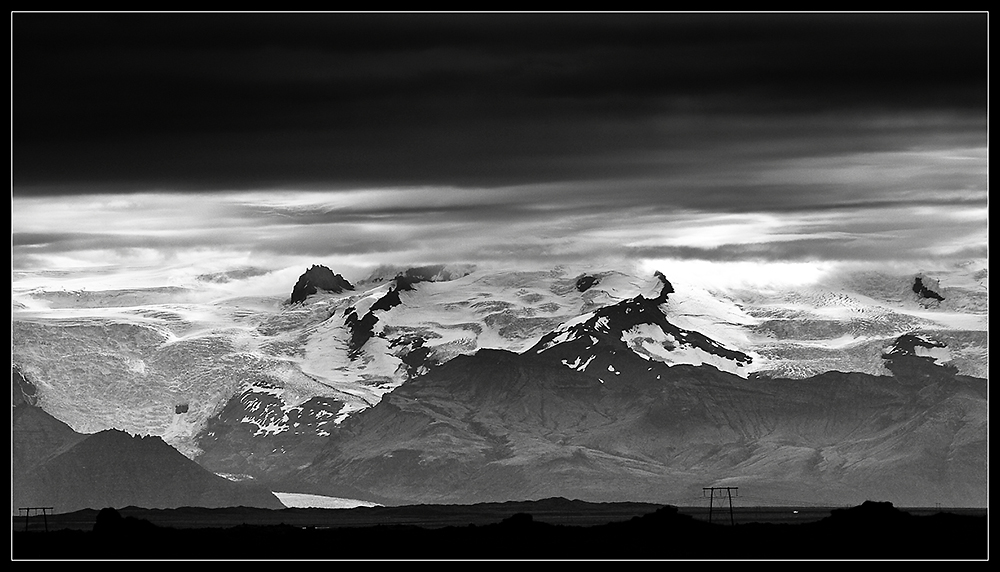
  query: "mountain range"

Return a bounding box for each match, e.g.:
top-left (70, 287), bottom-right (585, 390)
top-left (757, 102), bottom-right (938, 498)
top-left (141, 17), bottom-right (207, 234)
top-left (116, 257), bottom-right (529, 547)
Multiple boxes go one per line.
top-left (11, 261), bottom-right (989, 510)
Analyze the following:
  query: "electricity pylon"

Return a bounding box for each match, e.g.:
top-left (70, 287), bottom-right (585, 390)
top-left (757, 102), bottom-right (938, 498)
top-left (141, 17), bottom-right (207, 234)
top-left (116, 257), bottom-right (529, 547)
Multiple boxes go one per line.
top-left (703, 487), bottom-right (738, 525)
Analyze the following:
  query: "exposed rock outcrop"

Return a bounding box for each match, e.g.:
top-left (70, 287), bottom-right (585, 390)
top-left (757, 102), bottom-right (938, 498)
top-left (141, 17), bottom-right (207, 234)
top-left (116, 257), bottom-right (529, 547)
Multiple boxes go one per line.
top-left (881, 333), bottom-right (958, 381)
top-left (575, 274), bottom-right (599, 293)
top-left (912, 275), bottom-right (944, 304)
top-left (289, 265), bottom-right (354, 304)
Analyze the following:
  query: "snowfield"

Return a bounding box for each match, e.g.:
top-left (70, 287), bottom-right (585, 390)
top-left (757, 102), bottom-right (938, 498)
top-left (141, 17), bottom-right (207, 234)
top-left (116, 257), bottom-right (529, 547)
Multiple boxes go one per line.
top-left (11, 261), bottom-right (988, 459)
top-left (272, 492), bottom-right (382, 509)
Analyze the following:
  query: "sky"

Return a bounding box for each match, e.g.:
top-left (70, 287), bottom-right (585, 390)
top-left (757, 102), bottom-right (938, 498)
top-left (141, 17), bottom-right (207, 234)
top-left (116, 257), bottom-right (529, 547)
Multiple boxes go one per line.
top-left (11, 13), bottom-right (989, 294)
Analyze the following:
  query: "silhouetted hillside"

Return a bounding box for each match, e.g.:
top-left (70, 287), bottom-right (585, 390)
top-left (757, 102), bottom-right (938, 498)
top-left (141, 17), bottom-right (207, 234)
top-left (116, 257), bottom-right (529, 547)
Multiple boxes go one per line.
top-left (13, 369), bottom-right (285, 513)
top-left (11, 500), bottom-right (987, 560)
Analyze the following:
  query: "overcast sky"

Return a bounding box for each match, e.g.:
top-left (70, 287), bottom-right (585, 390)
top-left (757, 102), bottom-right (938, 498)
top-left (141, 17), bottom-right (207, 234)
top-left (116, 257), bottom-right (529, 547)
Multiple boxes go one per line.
top-left (11, 13), bottom-right (988, 292)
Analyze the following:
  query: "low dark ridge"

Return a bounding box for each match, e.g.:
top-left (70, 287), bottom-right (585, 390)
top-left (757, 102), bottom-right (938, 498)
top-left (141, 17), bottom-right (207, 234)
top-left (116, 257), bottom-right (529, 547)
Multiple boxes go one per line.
top-left (652, 271), bottom-right (674, 304)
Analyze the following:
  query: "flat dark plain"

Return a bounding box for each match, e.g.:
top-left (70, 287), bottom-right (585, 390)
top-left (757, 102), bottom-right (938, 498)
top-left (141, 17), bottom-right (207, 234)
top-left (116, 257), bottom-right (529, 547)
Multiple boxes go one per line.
top-left (11, 501), bottom-right (988, 560)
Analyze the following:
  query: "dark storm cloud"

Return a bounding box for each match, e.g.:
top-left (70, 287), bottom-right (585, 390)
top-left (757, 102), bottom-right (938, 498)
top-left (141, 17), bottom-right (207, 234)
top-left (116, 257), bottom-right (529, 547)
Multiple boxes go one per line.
top-left (12, 12), bottom-right (987, 193)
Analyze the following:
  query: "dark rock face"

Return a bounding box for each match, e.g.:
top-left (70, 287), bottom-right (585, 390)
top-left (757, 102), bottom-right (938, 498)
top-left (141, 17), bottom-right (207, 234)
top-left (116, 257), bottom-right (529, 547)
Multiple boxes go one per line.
top-left (392, 336), bottom-right (437, 378)
top-left (289, 265), bottom-right (354, 304)
top-left (912, 276), bottom-right (944, 302)
top-left (881, 333), bottom-right (958, 381)
top-left (652, 271), bottom-right (674, 303)
top-left (575, 275), bottom-right (599, 292)
top-left (196, 384), bottom-right (345, 483)
top-left (370, 288), bottom-right (403, 312)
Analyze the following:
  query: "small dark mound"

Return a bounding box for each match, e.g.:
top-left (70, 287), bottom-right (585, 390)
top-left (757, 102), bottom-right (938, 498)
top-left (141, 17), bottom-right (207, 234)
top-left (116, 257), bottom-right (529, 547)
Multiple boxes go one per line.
top-left (289, 265), bottom-right (355, 304)
top-left (500, 512), bottom-right (534, 527)
top-left (652, 271), bottom-right (675, 303)
top-left (575, 275), bottom-right (599, 292)
top-left (912, 276), bottom-right (944, 301)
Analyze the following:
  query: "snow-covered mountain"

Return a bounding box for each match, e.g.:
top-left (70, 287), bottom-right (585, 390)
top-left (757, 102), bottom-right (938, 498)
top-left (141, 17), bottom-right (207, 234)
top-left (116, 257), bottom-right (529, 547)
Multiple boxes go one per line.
top-left (527, 274), bottom-right (755, 379)
top-left (11, 260), bottom-right (989, 502)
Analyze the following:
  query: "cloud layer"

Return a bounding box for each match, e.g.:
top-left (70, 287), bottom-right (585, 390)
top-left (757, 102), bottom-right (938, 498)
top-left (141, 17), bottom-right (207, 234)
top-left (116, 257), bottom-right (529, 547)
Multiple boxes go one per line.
top-left (11, 14), bottom-right (988, 291)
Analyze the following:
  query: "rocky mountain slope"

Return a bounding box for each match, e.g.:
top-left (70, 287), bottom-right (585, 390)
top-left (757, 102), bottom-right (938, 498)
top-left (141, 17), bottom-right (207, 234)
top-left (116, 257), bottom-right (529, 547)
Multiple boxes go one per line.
top-left (286, 341), bottom-right (986, 507)
top-left (13, 369), bottom-right (286, 514)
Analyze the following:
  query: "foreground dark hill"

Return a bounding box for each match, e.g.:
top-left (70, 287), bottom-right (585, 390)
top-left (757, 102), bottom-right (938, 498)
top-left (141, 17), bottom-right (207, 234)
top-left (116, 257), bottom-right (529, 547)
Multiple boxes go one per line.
top-left (289, 342), bottom-right (986, 507)
top-left (12, 369), bottom-right (285, 513)
top-left (12, 369), bottom-right (86, 476)
top-left (12, 500), bottom-right (987, 559)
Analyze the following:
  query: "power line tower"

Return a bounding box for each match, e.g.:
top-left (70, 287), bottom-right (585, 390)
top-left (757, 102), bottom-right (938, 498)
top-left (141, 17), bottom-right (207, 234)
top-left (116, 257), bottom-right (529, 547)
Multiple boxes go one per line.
top-left (19, 507), bottom-right (53, 532)
top-left (703, 487), bottom-right (738, 525)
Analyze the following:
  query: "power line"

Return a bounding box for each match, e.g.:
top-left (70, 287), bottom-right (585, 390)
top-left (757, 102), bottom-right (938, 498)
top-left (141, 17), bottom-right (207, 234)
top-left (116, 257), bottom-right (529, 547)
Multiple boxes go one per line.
top-left (703, 487), bottom-right (738, 526)
top-left (18, 507), bottom-right (53, 533)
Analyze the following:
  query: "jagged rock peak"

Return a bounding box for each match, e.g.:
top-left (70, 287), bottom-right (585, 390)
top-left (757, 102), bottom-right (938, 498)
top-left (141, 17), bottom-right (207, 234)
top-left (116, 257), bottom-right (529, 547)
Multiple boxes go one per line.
top-left (289, 265), bottom-right (355, 304)
top-left (652, 271), bottom-right (675, 304)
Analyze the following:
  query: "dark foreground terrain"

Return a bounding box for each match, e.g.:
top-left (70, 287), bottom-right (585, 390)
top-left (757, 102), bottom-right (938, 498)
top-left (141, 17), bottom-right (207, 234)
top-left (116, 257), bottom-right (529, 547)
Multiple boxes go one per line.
top-left (11, 499), bottom-right (987, 560)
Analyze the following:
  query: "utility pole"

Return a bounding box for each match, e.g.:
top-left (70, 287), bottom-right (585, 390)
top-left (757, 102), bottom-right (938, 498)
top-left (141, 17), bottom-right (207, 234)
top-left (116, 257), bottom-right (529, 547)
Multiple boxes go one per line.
top-left (702, 487), bottom-right (738, 525)
top-left (19, 507), bottom-right (53, 532)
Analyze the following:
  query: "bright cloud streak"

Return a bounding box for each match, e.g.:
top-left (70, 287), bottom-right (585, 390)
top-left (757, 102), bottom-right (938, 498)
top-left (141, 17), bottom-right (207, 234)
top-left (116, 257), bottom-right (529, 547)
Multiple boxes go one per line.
top-left (12, 182), bottom-right (987, 300)
top-left (640, 258), bottom-right (836, 290)
top-left (11, 15), bottom-right (987, 296)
